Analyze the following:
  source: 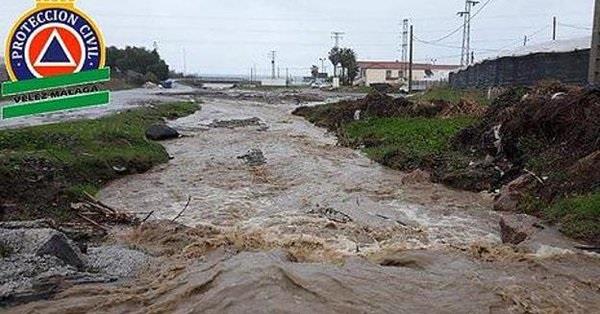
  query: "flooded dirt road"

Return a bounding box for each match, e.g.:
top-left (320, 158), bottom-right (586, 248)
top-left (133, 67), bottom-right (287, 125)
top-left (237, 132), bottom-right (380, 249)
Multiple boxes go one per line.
top-left (12, 92), bottom-right (600, 313)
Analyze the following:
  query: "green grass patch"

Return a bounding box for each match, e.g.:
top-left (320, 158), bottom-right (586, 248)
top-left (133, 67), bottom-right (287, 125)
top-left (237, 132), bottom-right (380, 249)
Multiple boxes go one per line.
top-left (343, 117), bottom-right (476, 169)
top-left (0, 101), bottom-right (199, 222)
top-left (544, 192), bottom-right (600, 243)
top-left (413, 86), bottom-right (490, 106)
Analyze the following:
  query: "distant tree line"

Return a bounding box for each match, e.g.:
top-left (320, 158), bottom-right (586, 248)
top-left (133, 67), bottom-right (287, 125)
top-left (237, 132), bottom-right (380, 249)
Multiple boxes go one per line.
top-left (106, 46), bottom-right (170, 83)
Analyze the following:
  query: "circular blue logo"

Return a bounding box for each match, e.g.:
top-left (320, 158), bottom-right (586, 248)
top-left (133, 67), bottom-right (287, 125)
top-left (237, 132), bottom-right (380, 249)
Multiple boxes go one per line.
top-left (6, 7), bottom-right (105, 81)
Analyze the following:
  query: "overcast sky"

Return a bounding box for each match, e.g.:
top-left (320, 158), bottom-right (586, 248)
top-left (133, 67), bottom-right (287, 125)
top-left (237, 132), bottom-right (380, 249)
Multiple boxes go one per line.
top-left (1, 0), bottom-right (595, 76)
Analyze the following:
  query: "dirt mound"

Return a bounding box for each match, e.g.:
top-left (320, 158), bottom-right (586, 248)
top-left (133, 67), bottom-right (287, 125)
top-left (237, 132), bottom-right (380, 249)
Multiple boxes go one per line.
top-left (439, 99), bottom-right (487, 118)
top-left (292, 91), bottom-right (480, 131)
top-left (292, 92), bottom-right (411, 131)
top-left (454, 83), bottom-right (599, 198)
top-left (451, 83), bottom-right (600, 243)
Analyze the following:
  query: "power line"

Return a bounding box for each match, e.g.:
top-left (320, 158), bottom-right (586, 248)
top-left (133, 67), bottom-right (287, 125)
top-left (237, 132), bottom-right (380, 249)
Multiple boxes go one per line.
top-left (413, 35), bottom-right (501, 52)
top-left (421, 0), bottom-right (496, 43)
top-left (559, 22), bottom-right (592, 31)
top-left (91, 10), bottom-right (590, 23)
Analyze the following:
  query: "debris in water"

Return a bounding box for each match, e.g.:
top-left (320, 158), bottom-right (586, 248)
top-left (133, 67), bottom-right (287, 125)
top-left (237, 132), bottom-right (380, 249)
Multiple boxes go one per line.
top-left (307, 207), bottom-right (352, 224)
top-left (574, 246), bottom-right (600, 253)
top-left (112, 165), bottom-right (127, 173)
top-left (237, 149), bottom-right (267, 166)
top-left (209, 117), bottom-right (264, 129)
top-left (171, 196), bottom-right (192, 222)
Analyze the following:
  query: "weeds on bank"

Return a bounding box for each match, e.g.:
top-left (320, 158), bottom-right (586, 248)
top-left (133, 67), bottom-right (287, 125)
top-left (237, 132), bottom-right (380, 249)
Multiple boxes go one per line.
top-left (0, 102), bottom-right (199, 222)
top-left (343, 116), bottom-right (476, 168)
top-left (544, 192), bottom-right (600, 241)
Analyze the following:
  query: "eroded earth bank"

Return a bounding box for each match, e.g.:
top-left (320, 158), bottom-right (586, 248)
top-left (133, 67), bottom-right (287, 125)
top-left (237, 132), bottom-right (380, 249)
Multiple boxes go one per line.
top-left (10, 90), bottom-right (600, 313)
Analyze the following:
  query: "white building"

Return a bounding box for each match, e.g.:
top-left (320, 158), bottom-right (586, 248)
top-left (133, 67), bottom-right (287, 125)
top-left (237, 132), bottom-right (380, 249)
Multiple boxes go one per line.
top-left (356, 61), bottom-right (460, 88)
top-left (260, 78), bottom-right (287, 87)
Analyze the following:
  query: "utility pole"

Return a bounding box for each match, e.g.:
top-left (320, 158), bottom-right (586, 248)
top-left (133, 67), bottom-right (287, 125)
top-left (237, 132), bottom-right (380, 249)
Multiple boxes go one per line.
top-left (524, 35), bottom-right (528, 46)
top-left (182, 47), bottom-right (187, 76)
top-left (401, 19), bottom-right (409, 79)
top-left (269, 50), bottom-right (276, 79)
top-left (408, 25), bottom-right (414, 93)
top-left (319, 57), bottom-right (327, 74)
top-left (331, 31), bottom-right (345, 48)
top-left (285, 68), bottom-right (289, 86)
top-left (553, 16), bottom-right (557, 40)
top-left (331, 31), bottom-right (344, 78)
top-left (590, 0), bottom-right (600, 84)
top-left (458, 0), bottom-right (479, 66)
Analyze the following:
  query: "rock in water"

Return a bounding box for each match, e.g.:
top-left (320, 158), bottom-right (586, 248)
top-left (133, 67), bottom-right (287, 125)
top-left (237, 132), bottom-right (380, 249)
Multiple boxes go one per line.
top-left (494, 174), bottom-right (537, 212)
top-left (499, 216), bottom-right (537, 245)
top-left (0, 228), bottom-right (84, 269)
top-left (145, 124), bottom-right (180, 141)
top-left (237, 149), bottom-right (267, 166)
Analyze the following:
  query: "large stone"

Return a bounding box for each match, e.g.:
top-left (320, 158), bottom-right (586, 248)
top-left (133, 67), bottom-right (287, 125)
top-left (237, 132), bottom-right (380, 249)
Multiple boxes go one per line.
top-left (493, 174), bottom-right (537, 212)
top-left (0, 228), bottom-right (84, 269)
top-left (87, 245), bottom-right (152, 278)
top-left (499, 215), bottom-right (539, 245)
top-left (439, 163), bottom-right (502, 192)
top-left (0, 254), bottom-right (114, 306)
top-left (145, 124), bottom-right (180, 141)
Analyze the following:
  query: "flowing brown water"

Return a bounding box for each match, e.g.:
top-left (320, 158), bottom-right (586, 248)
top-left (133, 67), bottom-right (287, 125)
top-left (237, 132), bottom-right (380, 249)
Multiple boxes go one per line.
top-left (10, 92), bottom-right (600, 313)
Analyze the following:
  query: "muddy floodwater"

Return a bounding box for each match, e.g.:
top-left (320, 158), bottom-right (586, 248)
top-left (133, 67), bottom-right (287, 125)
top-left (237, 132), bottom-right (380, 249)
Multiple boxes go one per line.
top-left (12, 92), bottom-right (600, 313)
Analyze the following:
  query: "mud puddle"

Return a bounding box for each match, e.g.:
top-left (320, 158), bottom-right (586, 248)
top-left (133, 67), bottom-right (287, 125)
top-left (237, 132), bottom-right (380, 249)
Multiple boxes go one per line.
top-left (10, 92), bottom-right (600, 313)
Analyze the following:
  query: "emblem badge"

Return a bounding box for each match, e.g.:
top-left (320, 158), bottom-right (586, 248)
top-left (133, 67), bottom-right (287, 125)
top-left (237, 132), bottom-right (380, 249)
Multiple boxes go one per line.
top-left (1, 0), bottom-right (110, 120)
top-left (6, 0), bottom-right (105, 81)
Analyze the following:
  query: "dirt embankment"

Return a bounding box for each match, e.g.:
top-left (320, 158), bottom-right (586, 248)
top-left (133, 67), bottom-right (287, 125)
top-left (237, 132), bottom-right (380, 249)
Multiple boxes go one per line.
top-left (0, 102), bottom-right (200, 236)
top-left (292, 91), bottom-right (492, 191)
top-left (293, 84), bottom-right (600, 243)
top-left (455, 83), bottom-right (599, 198)
top-left (293, 92), bottom-right (485, 132)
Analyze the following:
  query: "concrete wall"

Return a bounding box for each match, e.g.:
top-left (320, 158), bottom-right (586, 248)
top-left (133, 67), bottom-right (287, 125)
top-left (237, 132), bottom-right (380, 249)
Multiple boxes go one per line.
top-left (450, 49), bottom-right (590, 88)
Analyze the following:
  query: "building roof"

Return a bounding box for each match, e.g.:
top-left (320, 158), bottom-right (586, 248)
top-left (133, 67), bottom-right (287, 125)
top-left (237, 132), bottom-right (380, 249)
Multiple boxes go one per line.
top-left (357, 61), bottom-right (460, 71)
top-left (496, 36), bottom-right (591, 59)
